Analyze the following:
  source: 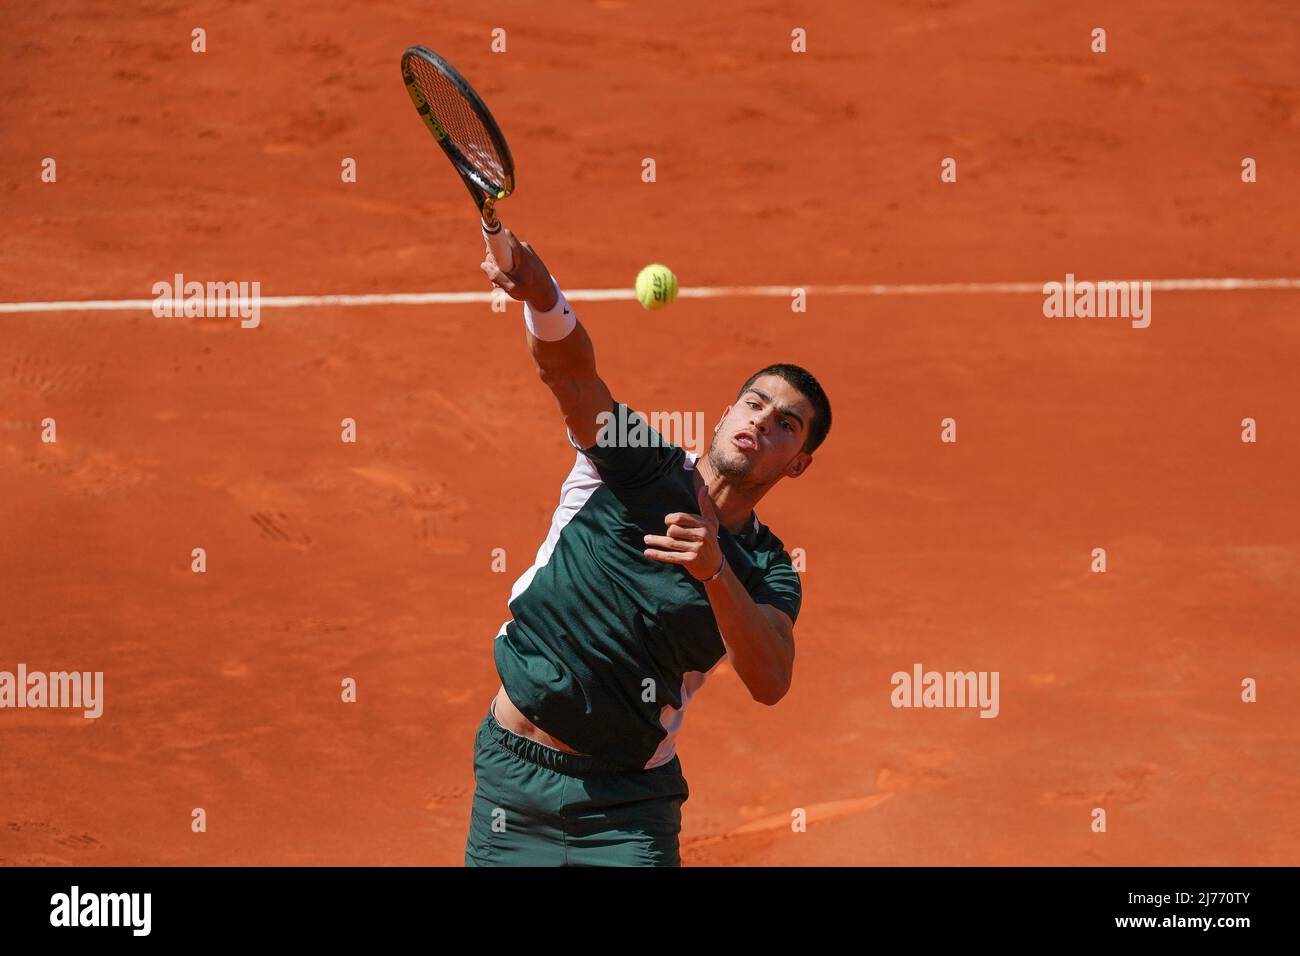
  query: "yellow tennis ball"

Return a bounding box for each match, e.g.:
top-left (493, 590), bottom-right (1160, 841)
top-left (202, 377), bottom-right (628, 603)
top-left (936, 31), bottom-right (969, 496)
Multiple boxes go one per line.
top-left (635, 263), bottom-right (678, 310)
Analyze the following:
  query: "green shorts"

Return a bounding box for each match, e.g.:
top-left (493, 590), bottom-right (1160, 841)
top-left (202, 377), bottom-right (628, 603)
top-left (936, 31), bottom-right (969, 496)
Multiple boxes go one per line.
top-left (464, 701), bottom-right (690, 867)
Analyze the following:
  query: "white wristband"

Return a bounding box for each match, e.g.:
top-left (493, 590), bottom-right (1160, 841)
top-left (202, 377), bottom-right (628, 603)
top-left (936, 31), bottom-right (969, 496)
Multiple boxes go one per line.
top-left (523, 278), bottom-right (576, 342)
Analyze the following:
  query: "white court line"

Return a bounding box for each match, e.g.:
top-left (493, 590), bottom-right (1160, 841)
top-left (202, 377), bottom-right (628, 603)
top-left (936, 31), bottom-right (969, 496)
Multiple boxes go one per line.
top-left (1, 277), bottom-right (1299, 315)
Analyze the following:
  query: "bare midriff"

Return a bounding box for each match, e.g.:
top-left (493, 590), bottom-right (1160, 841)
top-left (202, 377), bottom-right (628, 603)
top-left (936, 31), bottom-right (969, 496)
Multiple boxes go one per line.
top-left (492, 684), bottom-right (585, 754)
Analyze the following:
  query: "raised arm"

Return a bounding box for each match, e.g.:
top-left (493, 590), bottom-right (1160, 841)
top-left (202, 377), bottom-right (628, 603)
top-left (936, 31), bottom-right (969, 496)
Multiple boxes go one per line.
top-left (480, 229), bottom-right (613, 449)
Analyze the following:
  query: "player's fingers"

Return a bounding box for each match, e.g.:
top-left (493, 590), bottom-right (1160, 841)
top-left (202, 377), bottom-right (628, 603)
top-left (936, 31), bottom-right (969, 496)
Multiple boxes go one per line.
top-left (642, 548), bottom-right (693, 565)
top-left (482, 261), bottom-right (516, 290)
top-left (487, 253), bottom-right (523, 284)
top-left (663, 525), bottom-right (703, 541)
top-left (501, 231), bottom-right (526, 266)
top-left (642, 533), bottom-right (695, 551)
top-left (663, 512), bottom-right (706, 528)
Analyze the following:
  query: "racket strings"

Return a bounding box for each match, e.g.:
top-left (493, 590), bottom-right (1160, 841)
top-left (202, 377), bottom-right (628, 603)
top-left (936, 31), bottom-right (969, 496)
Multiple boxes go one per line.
top-left (406, 57), bottom-right (507, 189)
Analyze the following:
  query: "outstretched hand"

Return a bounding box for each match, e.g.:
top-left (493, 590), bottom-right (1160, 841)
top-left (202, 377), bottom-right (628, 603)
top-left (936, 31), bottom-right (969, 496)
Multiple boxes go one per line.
top-left (480, 228), bottom-right (558, 311)
top-left (643, 481), bottom-right (726, 582)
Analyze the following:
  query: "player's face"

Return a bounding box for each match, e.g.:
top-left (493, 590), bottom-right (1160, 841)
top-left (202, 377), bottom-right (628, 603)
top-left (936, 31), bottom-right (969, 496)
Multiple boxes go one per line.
top-left (708, 375), bottom-right (815, 484)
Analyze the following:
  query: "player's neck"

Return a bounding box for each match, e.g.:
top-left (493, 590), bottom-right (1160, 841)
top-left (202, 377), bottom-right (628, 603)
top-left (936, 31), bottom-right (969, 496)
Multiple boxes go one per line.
top-left (695, 455), bottom-right (764, 535)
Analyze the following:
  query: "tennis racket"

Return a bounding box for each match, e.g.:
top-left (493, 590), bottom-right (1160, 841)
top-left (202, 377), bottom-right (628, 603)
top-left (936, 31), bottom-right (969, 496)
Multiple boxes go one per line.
top-left (400, 45), bottom-right (517, 272)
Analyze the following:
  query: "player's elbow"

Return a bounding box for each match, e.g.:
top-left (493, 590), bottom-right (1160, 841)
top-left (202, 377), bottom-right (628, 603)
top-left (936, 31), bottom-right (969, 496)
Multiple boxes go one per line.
top-left (536, 365), bottom-right (581, 408)
top-left (752, 677), bottom-right (791, 707)
top-left (535, 356), bottom-right (590, 393)
top-left (533, 358), bottom-right (569, 392)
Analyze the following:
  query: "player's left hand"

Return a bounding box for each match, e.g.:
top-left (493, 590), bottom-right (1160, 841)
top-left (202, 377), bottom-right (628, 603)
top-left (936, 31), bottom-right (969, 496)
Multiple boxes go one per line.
top-left (642, 482), bottom-right (726, 581)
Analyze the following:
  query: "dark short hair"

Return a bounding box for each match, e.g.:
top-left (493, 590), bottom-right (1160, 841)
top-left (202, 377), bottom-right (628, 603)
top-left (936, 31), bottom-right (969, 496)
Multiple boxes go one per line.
top-left (736, 363), bottom-right (832, 455)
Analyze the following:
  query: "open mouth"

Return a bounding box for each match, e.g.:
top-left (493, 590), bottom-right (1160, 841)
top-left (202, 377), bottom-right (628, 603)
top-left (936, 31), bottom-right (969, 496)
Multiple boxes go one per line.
top-left (732, 432), bottom-right (758, 452)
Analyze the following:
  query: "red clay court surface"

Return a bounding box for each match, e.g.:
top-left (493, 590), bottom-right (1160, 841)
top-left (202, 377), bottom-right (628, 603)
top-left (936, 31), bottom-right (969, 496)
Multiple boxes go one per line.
top-left (1, 2), bottom-right (1298, 865)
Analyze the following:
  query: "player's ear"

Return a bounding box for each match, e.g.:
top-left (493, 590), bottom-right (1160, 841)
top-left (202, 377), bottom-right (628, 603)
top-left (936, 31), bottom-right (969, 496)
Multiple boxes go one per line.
top-left (716, 406), bottom-right (732, 432)
top-left (785, 452), bottom-right (812, 479)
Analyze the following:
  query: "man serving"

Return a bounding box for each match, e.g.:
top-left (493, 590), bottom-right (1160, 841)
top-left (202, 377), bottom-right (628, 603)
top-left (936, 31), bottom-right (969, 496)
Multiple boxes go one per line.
top-left (464, 231), bottom-right (833, 866)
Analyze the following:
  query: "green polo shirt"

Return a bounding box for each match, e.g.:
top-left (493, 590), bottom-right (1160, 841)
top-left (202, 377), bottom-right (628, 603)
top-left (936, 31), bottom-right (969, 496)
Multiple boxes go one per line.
top-left (494, 399), bottom-right (802, 769)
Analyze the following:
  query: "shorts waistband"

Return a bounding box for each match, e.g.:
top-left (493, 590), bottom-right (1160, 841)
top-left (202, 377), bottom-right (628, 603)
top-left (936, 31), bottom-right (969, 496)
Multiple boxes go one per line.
top-left (484, 704), bottom-right (641, 775)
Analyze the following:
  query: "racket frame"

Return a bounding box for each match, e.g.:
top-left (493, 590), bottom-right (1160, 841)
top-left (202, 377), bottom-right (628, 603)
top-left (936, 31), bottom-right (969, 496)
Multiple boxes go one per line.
top-left (400, 44), bottom-right (516, 257)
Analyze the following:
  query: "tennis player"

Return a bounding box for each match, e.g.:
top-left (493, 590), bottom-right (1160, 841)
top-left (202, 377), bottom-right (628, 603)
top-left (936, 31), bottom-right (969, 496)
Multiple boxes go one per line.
top-left (465, 230), bottom-right (832, 866)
